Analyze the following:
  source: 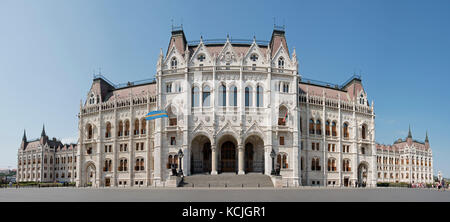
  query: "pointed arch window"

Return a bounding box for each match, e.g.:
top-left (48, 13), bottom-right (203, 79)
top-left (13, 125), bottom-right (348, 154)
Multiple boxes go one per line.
top-left (171, 57), bottom-right (177, 69)
top-left (362, 124), bottom-right (367, 139)
top-left (343, 122), bottom-right (349, 139)
top-left (315, 120), bottom-right (322, 135)
top-left (192, 87), bottom-right (199, 107)
top-left (309, 119), bottom-right (315, 135)
top-left (202, 85), bottom-right (211, 107)
top-left (256, 85), bottom-right (263, 107)
top-left (245, 86), bottom-right (252, 107)
top-left (219, 84), bottom-right (226, 106)
top-left (325, 121), bottom-right (330, 136)
top-left (278, 57), bottom-right (284, 71)
top-left (229, 86), bottom-right (237, 106)
top-left (332, 121), bottom-right (337, 136)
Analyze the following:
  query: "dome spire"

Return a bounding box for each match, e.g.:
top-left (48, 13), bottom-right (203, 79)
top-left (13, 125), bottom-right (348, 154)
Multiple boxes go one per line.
top-left (41, 124), bottom-right (46, 137)
top-left (407, 125), bottom-right (412, 138)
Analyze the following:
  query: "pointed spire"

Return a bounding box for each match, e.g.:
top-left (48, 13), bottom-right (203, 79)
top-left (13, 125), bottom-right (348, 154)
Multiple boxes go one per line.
top-left (253, 35), bottom-right (256, 43)
top-left (425, 131), bottom-right (429, 143)
top-left (200, 35), bottom-right (203, 44)
top-left (407, 125), bottom-right (412, 138)
top-left (41, 124), bottom-right (46, 137)
top-left (22, 129), bottom-right (27, 142)
top-left (226, 34), bottom-right (230, 42)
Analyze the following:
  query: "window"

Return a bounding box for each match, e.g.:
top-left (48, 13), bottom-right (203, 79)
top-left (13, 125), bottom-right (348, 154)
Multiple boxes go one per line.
top-left (278, 57), bottom-right (284, 71)
top-left (312, 142), bottom-right (320, 151)
top-left (198, 54), bottom-right (205, 62)
top-left (276, 153), bottom-right (288, 169)
top-left (105, 122), bottom-right (111, 138)
top-left (332, 121), bottom-right (337, 136)
top-left (170, 137), bottom-right (176, 145)
top-left (279, 136), bottom-right (285, 145)
top-left (361, 124), bottom-right (367, 139)
top-left (166, 83), bottom-right (172, 93)
top-left (118, 159), bottom-right (128, 171)
top-left (278, 106), bottom-right (288, 126)
top-left (325, 121), bottom-right (330, 136)
top-left (343, 123), bottom-right (349, 138)
top-left (167, 154), bottom-right (179, 169)
top-left (86, 147), bottom-right (92, 155)
top-left (229, 86), bottom-right (237, 106)
top-left (245, 86), bottom-right (252, 107)
top-left (141, 120), bottom-right (146, 135)
top-left (135, 158), bottom-right (144, 171)
top-left (118, 121), bottom-right (124, 137)
top-left (103, 159), bottom-right (112, 172)
top-left (171, 57), bottom-right (177, 69)
top-left (192, 87), bottom-right (199, 107)
top-left (361, 147), bottom-right (366, 155)
top-left (87, 124), bottom-right (93, 139)
top-left (125, 120), bottom-right (130, 136)
top-left (250, 54), bottom-right (258, 62)
top-left (343, 159), bottom-right (351, 172)
top-left (315, 120), bottom-right (322, 135)
top-left (256, 86), bottom-right (263, 107)
top-left (219, 84), bottom-right (226, 106)
top-left (134, 119), bottom-right (139, 135)
top-left (311, 157), bottom-right (320, 171)
top-left (309, 119), bottom-right (315, 134)
top-left (202, 85), bottom-right (211, 107)
top-left (328, 158), bottom-right (337, 172)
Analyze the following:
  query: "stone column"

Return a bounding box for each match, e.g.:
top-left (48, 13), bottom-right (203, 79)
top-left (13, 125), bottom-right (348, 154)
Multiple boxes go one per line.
top-left (238, 144), bottom-right (245, 175)
top-left (211, 145), bottom-right (218, 175)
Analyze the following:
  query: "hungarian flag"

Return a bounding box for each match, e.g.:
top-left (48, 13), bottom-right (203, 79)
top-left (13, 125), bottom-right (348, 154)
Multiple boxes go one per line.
top-left (283, 110), bottom-right (288, 123)
top-left (145, 110), bottom-right (168, 121)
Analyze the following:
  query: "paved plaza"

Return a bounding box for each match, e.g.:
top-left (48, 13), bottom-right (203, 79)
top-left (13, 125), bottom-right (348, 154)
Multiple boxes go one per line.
top-left (1, 187), bottom-right (449, 202)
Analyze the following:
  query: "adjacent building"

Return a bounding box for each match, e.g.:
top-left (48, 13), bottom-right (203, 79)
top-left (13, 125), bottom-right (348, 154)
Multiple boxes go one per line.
top-left (17, 126), bottom-right (77, 183)
top-left (376, 128), bottom-right (433, 184)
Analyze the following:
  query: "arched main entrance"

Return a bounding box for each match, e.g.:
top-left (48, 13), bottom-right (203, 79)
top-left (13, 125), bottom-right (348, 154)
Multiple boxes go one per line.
top-left (244, 135), bottom-right (265, 173)
top-left (191, 135), bottom-right (212, 174)
top-left (221, 141), bottom-right (236, 172)
top-left (85, 162), bottom-right (96, 187)
top-left (357, 162), bottom-right (368, 187)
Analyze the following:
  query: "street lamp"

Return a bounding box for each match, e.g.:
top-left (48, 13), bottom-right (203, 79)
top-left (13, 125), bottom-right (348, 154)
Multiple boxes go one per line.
top-left (177, 148), bottom-right (184, 176)
top-left (270, 149), bottom-right (276, 175)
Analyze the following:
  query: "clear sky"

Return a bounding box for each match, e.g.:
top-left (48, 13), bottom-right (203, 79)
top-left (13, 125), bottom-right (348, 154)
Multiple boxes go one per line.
top-left (1, 0), bottom-right (449, 177)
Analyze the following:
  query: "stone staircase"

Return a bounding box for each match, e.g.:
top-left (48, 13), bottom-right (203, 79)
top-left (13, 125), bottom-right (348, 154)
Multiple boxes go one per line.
top-left (179, 173), bottom-right (274, 188)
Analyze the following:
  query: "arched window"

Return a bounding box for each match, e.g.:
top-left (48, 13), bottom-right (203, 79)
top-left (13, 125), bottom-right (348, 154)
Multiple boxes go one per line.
top-left (343, 159), bottom-right (351, 172)
top-left (278, 57), bottom-right (284, 70)
top-left (315, 120), bottom-right (322, 135)
top-left (192, 87), bottom-right (199, 107)
top-left (219, 84), bottom-right (226, 106)
top-left (171, 57), bottom-right (177, 69)
top-left (361, 124), bottom-right (367, 139)
top-left (328, 158), bottom-right (336, 172)
top-left (118, 121), bottom-right (124, 137)
top-left (202, 85), bottom-right (211, 107)
top-left (104, 159), bottom-right (112, 172)
top-left (141, 119), bottom-right (146, 135)
top-left (135, 158), bottom-right (144, 171)
top-left (311, 157), bottom-right (320, 171)
top-left (276, 153), bottom-right (288, 169)
top-left (256, 85), bottom-right (263, 107)
top-left (105, 122), bottom-right (111, 138)
top-left (87, 124), bottom-right (93, 139)
top-left (229, 86), bottom-right (237, 106)
top-left (332, 121), bottom-right (337, 136)
top-left (343, 122), bottom-right (349, 138)
top-left (245, 86), bottom-right (252, 107)
top-left (125, 120), bottom-right (130, 136)
top-left (278, 105), bottom-right (288, 126)
top-left (325, 121), bottom-right (330, 136)
top-left (119, 159), bottom-right (128, 171)
top-left (134, 119), bottom-right (139, 135)
top-left (309, 119), bottom-right (315, 134)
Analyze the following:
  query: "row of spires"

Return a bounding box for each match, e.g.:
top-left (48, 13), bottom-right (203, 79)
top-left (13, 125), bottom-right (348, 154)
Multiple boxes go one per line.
top-left (407, 125), bottom-right (429, 143)
top-left (22, 124), bottom-right (46, 142)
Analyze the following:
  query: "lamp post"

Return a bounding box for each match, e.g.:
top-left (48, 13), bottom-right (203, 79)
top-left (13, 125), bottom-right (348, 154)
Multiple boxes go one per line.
top-left (270, 149), bottom-right (276, 175)
top-left (177, 149), bottom-right (184, 176)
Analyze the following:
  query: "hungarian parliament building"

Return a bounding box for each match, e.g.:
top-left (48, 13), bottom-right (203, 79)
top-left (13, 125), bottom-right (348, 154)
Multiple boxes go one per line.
top-left (16, 27), bottom-right (433, 187)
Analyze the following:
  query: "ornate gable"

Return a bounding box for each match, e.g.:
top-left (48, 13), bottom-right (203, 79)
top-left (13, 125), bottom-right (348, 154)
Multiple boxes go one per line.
top-left (189, 40), bottom-right (213, 66)
top-left (217, 40), bottom-right (239, 66)
top-left (271, 45), bottom-right (292, 69)
top-left (243, 41), bottom-right (266, 66)
top-left (163, 46), bottom-right (185, 70)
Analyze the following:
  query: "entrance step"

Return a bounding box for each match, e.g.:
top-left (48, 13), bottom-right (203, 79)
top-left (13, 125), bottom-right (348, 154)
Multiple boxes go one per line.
top-left (179, 173), bottom-right (274, 188)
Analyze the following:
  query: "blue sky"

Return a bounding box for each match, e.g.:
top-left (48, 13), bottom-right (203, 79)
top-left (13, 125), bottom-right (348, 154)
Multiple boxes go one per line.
top-left (1, 0), bottom-right (449, 177)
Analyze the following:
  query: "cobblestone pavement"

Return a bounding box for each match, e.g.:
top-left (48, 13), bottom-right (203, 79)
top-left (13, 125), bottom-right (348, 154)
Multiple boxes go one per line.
top-left (1, 187), bottom-right (449, 202)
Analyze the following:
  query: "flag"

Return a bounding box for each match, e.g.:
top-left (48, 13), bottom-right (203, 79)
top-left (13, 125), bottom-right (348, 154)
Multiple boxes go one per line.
top-left (145, 110), bottom-right (168, 120)
top-left (283, 110), bottom-right (288, 123)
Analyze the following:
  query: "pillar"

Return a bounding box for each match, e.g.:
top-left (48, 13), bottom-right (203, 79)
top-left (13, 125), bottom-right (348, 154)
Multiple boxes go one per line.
top-left (211, 145), bottom-right (218, 175)
top-left (238, 144), bottom-right (245, 175)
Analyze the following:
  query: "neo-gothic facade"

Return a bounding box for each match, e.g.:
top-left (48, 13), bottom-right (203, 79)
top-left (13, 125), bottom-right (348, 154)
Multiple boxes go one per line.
top-left (17, 126), bottom-right (78, 183)
top-left (376, 128), bottom-right (433, 184)
top-left (74, 27), bottom-right (381, 188)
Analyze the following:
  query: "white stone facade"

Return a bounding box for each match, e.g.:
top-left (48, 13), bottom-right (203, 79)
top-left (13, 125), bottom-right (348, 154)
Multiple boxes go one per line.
top-left (73, 28), bottom-right (383, 188)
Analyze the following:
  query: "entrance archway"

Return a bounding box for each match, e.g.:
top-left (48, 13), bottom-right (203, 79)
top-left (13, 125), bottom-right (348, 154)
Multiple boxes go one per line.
top-left (244, 135), bottom-right (265, 173)
top-left (191, 134), bottom-right (212, 174)
top-left (85, 162), bottom-right (96, 187)
top-left (221, 141), bottom-right (236, 172)
top-left (357, 162), bottom-right (368, 187)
